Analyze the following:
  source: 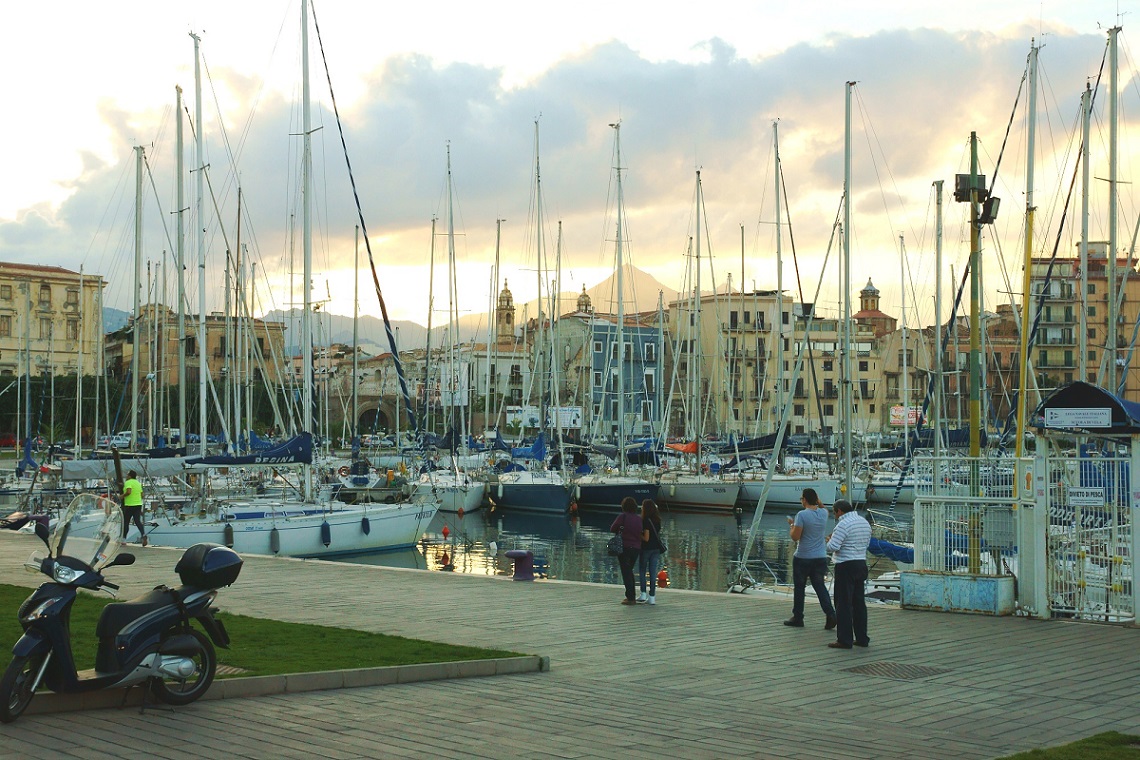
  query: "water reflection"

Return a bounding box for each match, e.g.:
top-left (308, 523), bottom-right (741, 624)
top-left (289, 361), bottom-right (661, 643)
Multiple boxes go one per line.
top-left (328, 506), bottom-right (816, 593)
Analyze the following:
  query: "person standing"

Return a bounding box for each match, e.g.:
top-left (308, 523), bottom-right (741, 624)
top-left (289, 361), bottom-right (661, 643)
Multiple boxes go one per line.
top-left (784, 488), bottom-right (837, 630)
top-left (610, 497), bottom-right (643, 605)
top-left (637, 499), bottom-right (665, 605)
top-left (121, 469), bottom-right (147, 546)
top-left (826, 498), bottom-right (872, 649)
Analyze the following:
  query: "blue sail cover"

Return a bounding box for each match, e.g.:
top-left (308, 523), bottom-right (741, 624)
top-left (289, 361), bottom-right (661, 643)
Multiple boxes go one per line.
top-left (186, 432), bottom-right (313, 468)
top-left (512, 432), bottom-right (547, 461)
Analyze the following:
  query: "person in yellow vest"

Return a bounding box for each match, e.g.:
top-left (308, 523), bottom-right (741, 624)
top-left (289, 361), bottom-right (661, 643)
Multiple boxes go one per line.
top-left (122, 470), bottom-right (147, 546)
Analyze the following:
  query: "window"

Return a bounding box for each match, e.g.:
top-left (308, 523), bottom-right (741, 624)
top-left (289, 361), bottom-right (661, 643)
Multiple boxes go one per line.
top-left (593, 371), bottom-right (602, 388)
top-left (1088, 328), bottom-right (1096, 340)
top-left (610, 400), bottom-right (618, 419)
top-left (38, 284), bottom-right (51, 307)
top-left (644, 370), bottom-right (655, 395)
top-left (1088, 306), bottom-right (1096, 317)
top-left (743, 311), bottom-right (751, 324)
top-left (870, 404), bottom-right (876, 414)
top-left (824, 404), bottom-right (834, 416)
top-left (0, 285), bottom-right (10, 300)
top-left (782, 311), bottom-right (789, 325)
top-left (822, 359), bottom-right (833, 371)
top-left (66, 320), bottom-right (78, 341)
top-left (793, 404), bottom-right (804, 416)
top-left (0, 316), bottom-right (9, 337)
top-left (65, 289), bottom-right (79, 307)
top-left (645, 343), bottom-right (656, 362)
top-left (624, 342), bottom-right (632, 361)
top-left (859, 360), bottom-right (868, 372)
top-left (641, 400), bottom-right (653, 422)
top-left (729, 311), bottom-right (738, 328)
top-left (39, 317), bottom-right (51, 339)
top-left (593, 340), bottom-right (602, 354)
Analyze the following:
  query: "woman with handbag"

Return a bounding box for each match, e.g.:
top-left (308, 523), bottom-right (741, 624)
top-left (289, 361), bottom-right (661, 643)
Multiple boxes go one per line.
top-left (637, 499), bottom-right (665, 605)
top-left (610, 497), bottom-right (643, 605)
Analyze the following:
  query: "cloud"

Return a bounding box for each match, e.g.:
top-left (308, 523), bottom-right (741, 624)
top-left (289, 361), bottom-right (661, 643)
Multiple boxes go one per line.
top-left (0, 24), bottom-right (1122, 330)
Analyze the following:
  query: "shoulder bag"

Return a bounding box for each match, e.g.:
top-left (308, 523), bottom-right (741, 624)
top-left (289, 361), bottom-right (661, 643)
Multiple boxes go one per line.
top-left (607, 524), bottom-right (625, 556)
top-left (649, 518), bottom-right (667, 553)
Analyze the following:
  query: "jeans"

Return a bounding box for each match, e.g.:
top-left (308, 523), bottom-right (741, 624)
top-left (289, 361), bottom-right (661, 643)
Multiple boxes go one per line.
top-left (833, 559), bottom-right (869, 646)
top-left (618, 546), bottom-right (639, 600)
top-left (639, 549), bottom-right (661, 595)
top-left (791, 556), bottom-right (836, 621)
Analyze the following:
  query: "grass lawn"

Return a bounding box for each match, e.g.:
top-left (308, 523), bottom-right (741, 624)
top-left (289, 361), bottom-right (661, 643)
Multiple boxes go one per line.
top-left (0, 583), bottom-right (522, 677)
top-left (999, 733), bottom-right (1140, 759)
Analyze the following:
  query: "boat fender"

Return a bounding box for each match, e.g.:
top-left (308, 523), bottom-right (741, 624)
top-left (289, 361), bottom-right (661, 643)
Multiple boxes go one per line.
top-left (320, 520), bottom-right (332, 547)
top-left (669, 485), bottom-right (676, 497)
top-left (361, 516), bottom-right (371, 535)
top-left (338, 466), bottom-right (350, 477)
top-left (223, 522), bottom-right (235, 548)
top-left (573, 485), bottom-right (581, 500)
top-left (457, 507), bottom-right (465, 519)
top-left (269, 527), bottom-right (281, 554)
top-left (497, 483), bottom-right (504, 499)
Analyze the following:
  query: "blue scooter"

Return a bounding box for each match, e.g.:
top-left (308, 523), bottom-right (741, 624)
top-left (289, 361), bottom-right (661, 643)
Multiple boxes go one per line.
top-left (0, 493), bottom-right (242, 723)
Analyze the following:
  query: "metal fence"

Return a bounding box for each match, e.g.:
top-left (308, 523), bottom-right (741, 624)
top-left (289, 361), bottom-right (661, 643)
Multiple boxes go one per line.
top-left (911, 455), bottom-right (1027, 576)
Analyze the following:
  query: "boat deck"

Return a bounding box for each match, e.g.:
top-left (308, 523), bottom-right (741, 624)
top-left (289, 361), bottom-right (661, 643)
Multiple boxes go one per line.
top-left (0, 531), bottom-right (1136, 759)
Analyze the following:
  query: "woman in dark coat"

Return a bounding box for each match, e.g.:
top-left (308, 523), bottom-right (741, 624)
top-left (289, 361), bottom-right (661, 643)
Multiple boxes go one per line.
top-left (610, 497), bottom-right (643, 605)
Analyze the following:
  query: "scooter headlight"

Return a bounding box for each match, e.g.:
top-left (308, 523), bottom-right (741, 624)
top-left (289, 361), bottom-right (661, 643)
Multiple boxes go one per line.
top-left (51, 564), bottom-right (80, 584)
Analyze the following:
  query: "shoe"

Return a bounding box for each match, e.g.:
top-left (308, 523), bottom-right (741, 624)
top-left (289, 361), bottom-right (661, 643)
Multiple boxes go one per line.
top-left (854, 641), bottom-right (869, 648)
top-left (824, 615), bottom-right (837, 630)
top-left (141, 536), bottom-right (149, 547)
top-left (828, 641), bottom-right (853, 649)
top-left (648, 595), bottom-right (656, 605)
top-left (783, 618), bottom-right (804, 628)
top-left (636, 592), bottom-right (648, 603)
top-left (621, 599), bottom-right (637, 605)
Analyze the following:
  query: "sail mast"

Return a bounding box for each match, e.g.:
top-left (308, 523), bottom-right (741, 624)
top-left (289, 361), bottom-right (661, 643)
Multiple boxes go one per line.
top-left (132, 145), bottom-right (143, 451)
top-left (1108, 26), bottom-right (1120, 394)
top-left (612, 122), bottom-right (626, 464)
top-left (176, 84), bottom-right (187, 447)
top-left (842, 82), bottom-right (854, 494)
top-left (300, 0), bottom-right (313, 499)
top-left (1079, 84), bottom-right (1091, 383)
top-left (192, 32), bottom-right (207, 457)
top-left (774, 121), bottom-right (783, 438)
top-left (1015, 41), bottom-right (1038, 459)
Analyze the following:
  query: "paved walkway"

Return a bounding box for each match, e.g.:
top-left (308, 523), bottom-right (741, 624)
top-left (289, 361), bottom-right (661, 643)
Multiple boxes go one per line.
top-left (0, 531), bottom-right (1136, 759)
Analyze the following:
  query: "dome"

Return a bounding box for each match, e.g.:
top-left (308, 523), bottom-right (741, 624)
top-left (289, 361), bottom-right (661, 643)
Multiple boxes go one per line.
top-left (576, 284), bottom-right (593, 313)
top-left (861, 278), bottom-right (879, 296)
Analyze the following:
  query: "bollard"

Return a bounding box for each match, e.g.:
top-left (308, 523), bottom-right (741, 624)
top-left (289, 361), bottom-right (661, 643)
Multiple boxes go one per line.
top-left (504, 549), bottom-right (535, 581)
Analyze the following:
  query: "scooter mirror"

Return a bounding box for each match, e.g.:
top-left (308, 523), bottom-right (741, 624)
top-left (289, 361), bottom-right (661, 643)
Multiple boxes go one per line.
top-left (33, 521), bottom-right (50, 546)
top-left (110, 553), bottom-right (136, 567)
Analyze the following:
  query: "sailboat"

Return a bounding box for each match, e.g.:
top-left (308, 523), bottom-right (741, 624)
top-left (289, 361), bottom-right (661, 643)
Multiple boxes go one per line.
top-left (573, 122), bottom-right (659, 512)
top-left (657, 170), bottom-right (741, 511)
top-left (489, 122), bottom-right (572, 515)
top-left (414, 147), bottom-right (486, 515)
top-left (73, 2), bottom-right (439, 557)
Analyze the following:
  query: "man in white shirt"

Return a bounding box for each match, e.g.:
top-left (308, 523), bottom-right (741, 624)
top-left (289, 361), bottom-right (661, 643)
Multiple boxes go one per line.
top-left (825, 499), bottom-right (871, 649)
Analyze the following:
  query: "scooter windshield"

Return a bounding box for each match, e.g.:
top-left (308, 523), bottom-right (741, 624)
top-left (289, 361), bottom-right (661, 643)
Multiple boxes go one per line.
top-left (50, 494), bottom-right (123, 571)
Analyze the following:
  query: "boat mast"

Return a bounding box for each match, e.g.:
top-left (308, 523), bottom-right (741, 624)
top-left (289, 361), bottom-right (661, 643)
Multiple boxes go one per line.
top-left (968, 131), bottom-right (982, 460)
top-left (695, 170), bottom-right (704, 465)
top-left (1015, 40), bottom-right (1038, 460)
top-left (774, 121), bottom-right (784, 439)
top-left (76, 268), bottom-right (84, 457)
top-left (424, 216), bottom-right (436, 434)
top-left (1108, 26), bottom-right (1120, 394)
top-left (934, 181), bottom-right (944, 461)
top-left (300, 0), bottom-right (313, 499)
top-left (842, 82), bottom-right (854, 494)
top-left (352, 224), bottom-right (359, 448)
top-left (132, 145), bottom-right (143, 451)
top-left (175, 85), bottom-right (186, 447)
top-left (1080, 83), bottom-right (1091, 383)
top-left (611, 122), bottom-right (626, 464)
top-left (445, 144), bottom-right (460, 449)
top-left (900, 234), bottom-right (908, 457)
top-left (533, 121), bottom-right (546, 444)
top-left (192, 32), bottom-right (207, 457)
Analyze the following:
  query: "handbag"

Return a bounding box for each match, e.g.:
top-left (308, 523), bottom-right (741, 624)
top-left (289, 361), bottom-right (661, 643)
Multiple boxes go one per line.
top-left (607, 526), bottom-right (624, 556)
top-left (649, 518), bottom-right (668, 553)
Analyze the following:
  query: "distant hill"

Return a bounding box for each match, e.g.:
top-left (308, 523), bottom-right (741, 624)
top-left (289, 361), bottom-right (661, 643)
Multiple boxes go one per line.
top-left (103, 307), bottom-right (129, 333)
top-left (252, 266), bottom-right (678, 354)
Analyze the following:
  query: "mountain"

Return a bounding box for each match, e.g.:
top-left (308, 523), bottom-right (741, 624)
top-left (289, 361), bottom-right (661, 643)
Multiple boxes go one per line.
top-left (103, 307), bottom-right (130, 333)
top-left (262, 266), bottom-right (679, 353)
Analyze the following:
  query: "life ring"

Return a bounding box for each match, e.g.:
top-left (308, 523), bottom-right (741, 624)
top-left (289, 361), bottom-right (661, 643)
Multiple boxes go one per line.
top-left (338, 466), bottom-right (350, 477)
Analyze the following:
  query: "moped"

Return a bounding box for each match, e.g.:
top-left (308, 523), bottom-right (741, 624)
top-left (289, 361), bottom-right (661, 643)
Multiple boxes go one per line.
top-left (1, 493), bottom-right (242, 723)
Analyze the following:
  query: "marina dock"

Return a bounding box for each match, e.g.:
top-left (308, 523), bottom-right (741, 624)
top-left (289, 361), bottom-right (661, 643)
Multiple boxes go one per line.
top-left (0, 532), bottom-right (1136, 759)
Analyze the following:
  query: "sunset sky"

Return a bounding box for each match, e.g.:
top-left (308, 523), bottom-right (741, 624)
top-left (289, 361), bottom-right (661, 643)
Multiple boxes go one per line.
top-left (0, 1), bottom-right (1134, 337)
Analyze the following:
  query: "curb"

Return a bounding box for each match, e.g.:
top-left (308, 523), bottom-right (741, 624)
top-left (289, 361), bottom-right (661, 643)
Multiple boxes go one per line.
top-left (25, 655), bottom-right (550, 717)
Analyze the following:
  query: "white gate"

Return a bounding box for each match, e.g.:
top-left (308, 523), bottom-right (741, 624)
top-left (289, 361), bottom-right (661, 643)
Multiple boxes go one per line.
top-left (1041, 454), bottom-right (1134, 622)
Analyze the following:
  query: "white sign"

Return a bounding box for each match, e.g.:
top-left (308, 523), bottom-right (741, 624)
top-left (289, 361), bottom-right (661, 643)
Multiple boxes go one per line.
top-left (1067, 487), bottom-right (1106, 507)
top-left (506, 405), bottom-right (541, 429)
top-left (1045, 407), bottom-right (1112, 429)
top-left (889, 406), bottom-right (922, 426)
top-left (546, 406), bottom-right (584, 429)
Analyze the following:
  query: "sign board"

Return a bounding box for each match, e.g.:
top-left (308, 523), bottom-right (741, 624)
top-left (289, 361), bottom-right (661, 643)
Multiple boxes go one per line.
top-left (438, 362), bottom-right (470, 407)
top-left (1067, 487), bottom-right (1106, 507)
top-left (505, 405), bottom-right (542, 430)
top-left (547, 406), bottom-right (584, 430)
top-left (1044, 407), bottom-right (1112, 429)
top-left (889, 406), bottom-right (922, 426)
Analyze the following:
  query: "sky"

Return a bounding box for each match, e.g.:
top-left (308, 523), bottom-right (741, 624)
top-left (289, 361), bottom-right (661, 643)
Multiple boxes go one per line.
top-left (0, 1), bottom-right (1136, 336)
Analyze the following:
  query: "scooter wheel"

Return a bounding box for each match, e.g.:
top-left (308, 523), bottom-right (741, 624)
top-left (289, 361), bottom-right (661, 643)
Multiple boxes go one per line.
top-left (149, 630), bottom-right (217, 706)
top-left (0, 654), bottom-right (46, 723)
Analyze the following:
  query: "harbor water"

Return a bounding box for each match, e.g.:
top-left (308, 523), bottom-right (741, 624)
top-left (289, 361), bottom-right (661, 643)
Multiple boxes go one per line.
top-left (325, 505), bottom-right (907, 593)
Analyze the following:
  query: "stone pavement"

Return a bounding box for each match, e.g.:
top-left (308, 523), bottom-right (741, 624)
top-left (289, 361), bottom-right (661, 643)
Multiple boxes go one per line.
top-left (0, 531), bottom-right (1136, 759)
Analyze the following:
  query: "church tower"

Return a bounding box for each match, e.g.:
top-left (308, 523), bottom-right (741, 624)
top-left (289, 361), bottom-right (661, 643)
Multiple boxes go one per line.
top-left (496, 280), bottom-right (516, 342)
top-left (576, 284), bottom-right (593, 314)
top-left (859, 278), bottom-right (880, 312)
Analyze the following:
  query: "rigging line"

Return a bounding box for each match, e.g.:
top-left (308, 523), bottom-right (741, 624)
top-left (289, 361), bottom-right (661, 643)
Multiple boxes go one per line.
top-left (142, 154), bottom-right (178, 263)
top-left (852, 90), bottom-right (917, 247)
top-left (310, 1), bottom-right (418, 433)
top-left (985, 52), bottom-right (1029, 198)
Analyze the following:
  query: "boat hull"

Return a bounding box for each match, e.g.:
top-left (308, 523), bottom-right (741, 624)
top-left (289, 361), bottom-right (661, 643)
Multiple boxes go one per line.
top-left (574, 479), bottom-right (659, 512)
top-left (738, 477), bottom-right (839, 510)
top-left (657, 479), bottom-right (740, 511)
top-left (493, 474), bottom-right (571, 514)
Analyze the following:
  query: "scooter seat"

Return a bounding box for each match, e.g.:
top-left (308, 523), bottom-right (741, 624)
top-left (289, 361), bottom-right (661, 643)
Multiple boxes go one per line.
top-left (96, 586), bottom-right (196, 637)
